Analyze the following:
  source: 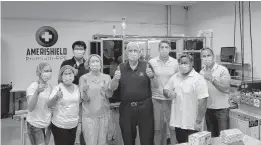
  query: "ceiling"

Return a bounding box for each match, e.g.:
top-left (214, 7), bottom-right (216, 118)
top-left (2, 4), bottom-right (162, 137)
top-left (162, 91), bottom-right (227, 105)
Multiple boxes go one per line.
top-left (119, 1), bottom-right (197, 6)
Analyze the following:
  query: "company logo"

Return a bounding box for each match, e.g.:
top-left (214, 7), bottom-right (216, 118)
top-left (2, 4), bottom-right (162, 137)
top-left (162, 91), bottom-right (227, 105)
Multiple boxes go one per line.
top-left (139, 72), bottom-right (144, 76)
top-left (35, 26), bottom-right (58, 47)
top-left (26, 26), bottom-right (66, 61)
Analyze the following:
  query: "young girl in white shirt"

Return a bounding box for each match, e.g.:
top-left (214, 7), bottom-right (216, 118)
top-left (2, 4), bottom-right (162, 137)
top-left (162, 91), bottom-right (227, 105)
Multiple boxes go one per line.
top-left (26, 62), bottom-right (52, 145)
top-left (48, 65), bottom-right (81, 145)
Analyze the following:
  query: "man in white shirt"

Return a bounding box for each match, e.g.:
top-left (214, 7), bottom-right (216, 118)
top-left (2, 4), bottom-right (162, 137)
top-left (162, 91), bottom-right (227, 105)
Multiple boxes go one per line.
top-left (200, 48), bottom-right (231, 137)
top-left (149, 40), bottom-right (178, 145)
top-left (163, 54), bottom-right (209, 143)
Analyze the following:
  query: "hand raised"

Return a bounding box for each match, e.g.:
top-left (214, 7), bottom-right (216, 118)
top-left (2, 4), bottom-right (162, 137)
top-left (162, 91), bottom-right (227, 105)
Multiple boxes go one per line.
top-left (37, 81), bottom-right (46, 93)
top-left (82, 84), bottom-right (89, 92)
top-left (100, 81), bottom-right (108, 96)
top-left (56, 88), bottom-right (63, 99)
top-left (169, 88), bottom-right (177, 99)
top-left (146, 63), bottom-right (154, 79)
top-left (204, 72), bottom-right (213, 82)
top-left (113, 66), bottom-right (121, 80)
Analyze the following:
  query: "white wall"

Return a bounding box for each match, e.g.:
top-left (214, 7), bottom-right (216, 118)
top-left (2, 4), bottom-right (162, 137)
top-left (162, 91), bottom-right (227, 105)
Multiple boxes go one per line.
top-left (187, 1), bottom-right (261, 78)
top-left (1, 1), bottom-right (186, 88)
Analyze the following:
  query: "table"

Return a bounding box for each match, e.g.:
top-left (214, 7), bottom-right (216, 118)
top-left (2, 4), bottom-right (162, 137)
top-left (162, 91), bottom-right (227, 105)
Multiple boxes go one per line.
top-left (13, 110), bottom-right (28, 145)
top-left (10, 89), bottom-right (26, 119)
top-left (176, 135), bottom-right (261, 145)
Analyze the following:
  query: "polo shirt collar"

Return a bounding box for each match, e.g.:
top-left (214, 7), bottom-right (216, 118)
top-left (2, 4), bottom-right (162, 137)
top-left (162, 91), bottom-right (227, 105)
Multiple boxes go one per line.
top-left (127, 60), bottom-right (140, 71)
top-left (178, 68), bottom-right (195, 77)
top-left (156, 56), bottom-right (172, 64)
top-left (188, 69), bottom-right (196, 77)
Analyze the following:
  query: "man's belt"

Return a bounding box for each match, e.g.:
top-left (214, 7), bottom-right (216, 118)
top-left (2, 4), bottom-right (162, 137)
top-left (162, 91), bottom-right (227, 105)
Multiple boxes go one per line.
top-left (130, 101), bottom-right (143, 107)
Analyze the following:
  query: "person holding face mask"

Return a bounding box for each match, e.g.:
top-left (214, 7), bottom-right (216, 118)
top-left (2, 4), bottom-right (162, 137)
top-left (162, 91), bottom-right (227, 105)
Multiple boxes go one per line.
top-left (200, 48), bottom-right (231, 137)
top-left (26, 62), bottom-right (52, 145)
top-left (47, 65), bottom-right (81, 145)
top-left (163, 54), bottom-right (209, 144)
top-left (79, 54), bottom-right (113, 145)
top-left (110, 42), bottom-right (156, 145)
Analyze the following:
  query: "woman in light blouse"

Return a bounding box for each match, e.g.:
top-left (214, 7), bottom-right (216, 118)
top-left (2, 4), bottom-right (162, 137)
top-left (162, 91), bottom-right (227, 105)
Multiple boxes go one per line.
top-left (26, 62), bottom-right (52, 145)
top-left (79, 54), bottom-right (113, 145)
top-left (48, 65), bottom-right (81, 145)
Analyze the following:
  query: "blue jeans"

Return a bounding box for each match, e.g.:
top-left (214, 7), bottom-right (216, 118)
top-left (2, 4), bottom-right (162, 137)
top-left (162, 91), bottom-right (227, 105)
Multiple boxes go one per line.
top-left (27, 122), bottom-right (51, 145)
top-left (205, 108), bottom-right (230, 137)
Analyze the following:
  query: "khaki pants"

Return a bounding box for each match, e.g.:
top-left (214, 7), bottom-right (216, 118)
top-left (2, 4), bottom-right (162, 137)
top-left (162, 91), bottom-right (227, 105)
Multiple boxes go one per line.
top-left (82, 116), bottom-right (109, 145)
top-left (152, 99), bottom-right (177, 145)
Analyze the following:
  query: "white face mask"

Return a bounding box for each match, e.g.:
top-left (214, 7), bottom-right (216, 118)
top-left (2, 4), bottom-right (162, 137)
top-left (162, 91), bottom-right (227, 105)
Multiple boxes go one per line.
top-left (179, 64), bottom-right (191, 74)
top-left (62, 75), bottom-right (74, 85)
top-left (74, 50), bottom-right (85, 59)
top-left (90, 62), bottom-right (101, 71)
top-left (128, 53), bottom-right (139, 61)
top-left (202, 56), bottom-right (214, 67)
top-left (41, 72), bottom-right (52, 82)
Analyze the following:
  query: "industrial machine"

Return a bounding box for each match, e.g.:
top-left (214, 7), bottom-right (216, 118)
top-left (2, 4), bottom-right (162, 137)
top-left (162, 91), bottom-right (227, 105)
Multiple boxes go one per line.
top-left (227, 1), bottom-right (261, 141)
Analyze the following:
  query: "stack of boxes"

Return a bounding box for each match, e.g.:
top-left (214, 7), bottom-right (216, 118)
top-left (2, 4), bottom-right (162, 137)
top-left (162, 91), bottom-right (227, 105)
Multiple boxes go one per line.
top-left (229, 109), bottom-right (260, 140)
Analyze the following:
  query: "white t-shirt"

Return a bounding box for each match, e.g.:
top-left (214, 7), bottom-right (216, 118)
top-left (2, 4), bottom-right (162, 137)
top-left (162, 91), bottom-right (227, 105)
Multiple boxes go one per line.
top-left (164, 69), bottom-right (209, 130)
top-left (26, 82), bottom-right (52, 128)
top-left (49, 83), bottom-right (81, 129)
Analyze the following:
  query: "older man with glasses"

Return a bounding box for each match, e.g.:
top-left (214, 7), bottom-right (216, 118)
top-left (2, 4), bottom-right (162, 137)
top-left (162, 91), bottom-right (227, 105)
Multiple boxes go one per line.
top-left (110, 42), bottom-right (156, 145)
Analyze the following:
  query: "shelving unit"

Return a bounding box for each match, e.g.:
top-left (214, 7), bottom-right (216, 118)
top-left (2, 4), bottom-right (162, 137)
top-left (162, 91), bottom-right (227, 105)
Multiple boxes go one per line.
top-left (90, 35), bottom-right (213, 74)
top-left (221, 62), bottom-right (251, 78)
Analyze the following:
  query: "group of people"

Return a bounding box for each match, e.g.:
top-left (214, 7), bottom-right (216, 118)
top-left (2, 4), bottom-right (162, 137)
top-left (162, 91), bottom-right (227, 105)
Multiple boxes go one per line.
top-left (26, 39), bottom-right (231, 145)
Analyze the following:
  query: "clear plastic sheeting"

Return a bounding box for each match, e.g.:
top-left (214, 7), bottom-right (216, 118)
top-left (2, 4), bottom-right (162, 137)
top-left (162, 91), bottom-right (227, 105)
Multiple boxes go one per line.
top-left (220, 129), bottom-right (244, 144)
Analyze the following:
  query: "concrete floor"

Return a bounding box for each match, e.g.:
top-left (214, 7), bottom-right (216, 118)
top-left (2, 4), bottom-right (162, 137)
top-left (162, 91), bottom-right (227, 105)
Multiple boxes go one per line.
top-left (1, 117), bottom-right (171, 145)
top-left (1, 117), bottom-right (55, 145)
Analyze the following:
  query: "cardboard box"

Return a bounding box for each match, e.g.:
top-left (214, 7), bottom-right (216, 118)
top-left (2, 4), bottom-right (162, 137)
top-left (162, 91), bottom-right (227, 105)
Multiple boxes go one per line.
top-left (188, 131), bottom-right (211, 145)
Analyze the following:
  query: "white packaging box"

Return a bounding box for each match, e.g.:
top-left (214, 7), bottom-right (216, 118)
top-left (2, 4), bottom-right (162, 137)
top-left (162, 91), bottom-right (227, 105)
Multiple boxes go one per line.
top-left (188, 131), bottom-right (211, 145)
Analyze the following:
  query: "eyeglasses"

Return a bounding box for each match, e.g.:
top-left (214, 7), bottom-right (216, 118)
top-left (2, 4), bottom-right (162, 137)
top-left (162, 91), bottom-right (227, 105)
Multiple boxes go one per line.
top-left (74, 48), bottom-right (85, 51)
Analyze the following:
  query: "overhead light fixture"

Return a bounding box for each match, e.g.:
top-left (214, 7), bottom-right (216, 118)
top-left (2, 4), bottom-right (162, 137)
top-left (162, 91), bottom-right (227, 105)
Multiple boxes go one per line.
top-left (113, 25), bottom-right (116, 37)
top-left (122, 17), bottom-right (126, 37)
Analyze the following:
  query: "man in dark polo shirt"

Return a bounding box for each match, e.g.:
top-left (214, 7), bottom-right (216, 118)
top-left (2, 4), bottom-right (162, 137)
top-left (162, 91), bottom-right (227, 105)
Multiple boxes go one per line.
top-left (60, 40), bottom-right (88, 145)
top-left (110, 42), bottom-right (156, 145)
